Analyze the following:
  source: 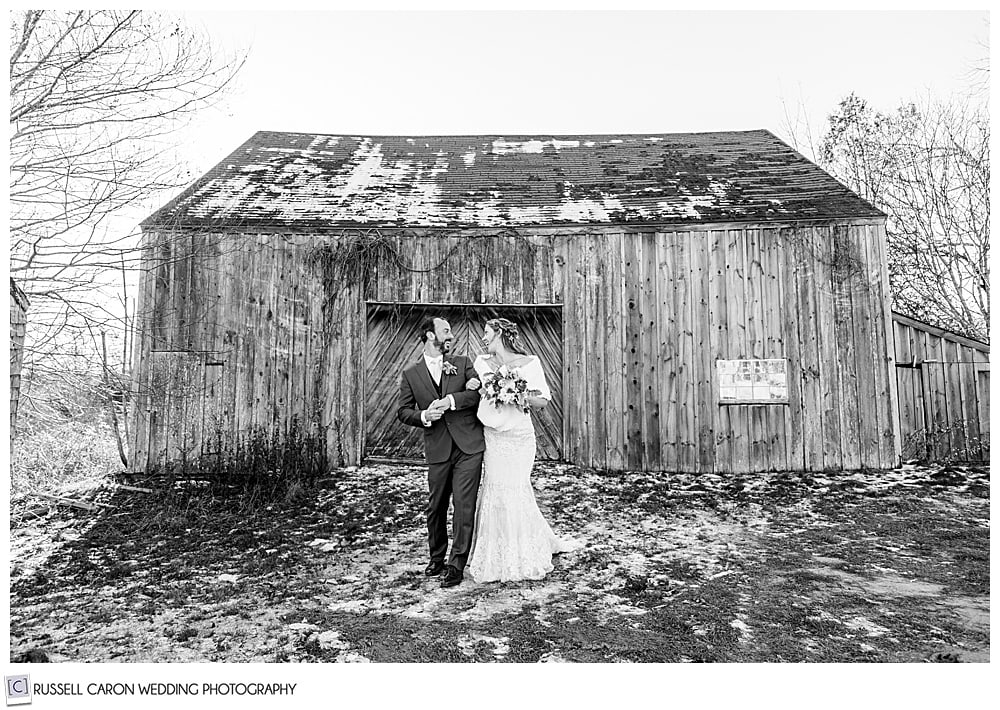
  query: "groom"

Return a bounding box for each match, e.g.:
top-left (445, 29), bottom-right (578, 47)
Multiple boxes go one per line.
top-left (397, 316), bottom-right (484, 588)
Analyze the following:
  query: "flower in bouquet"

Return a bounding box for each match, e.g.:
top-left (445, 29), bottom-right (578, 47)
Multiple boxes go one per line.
top-left (482, 366), bottom-right (538, 414)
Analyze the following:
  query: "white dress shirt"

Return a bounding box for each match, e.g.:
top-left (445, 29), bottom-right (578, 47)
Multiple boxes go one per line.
top-left (420, 353), bottom-right (456, 426)
top-left (424, 353), bottom-right (443, 385)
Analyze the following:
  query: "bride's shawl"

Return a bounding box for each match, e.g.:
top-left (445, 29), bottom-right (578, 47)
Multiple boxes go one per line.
top-left (473, 354), bottom-right (550, 431)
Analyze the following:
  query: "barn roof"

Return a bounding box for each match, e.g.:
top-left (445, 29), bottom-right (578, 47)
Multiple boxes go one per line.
top-left (143, 130), bottom-right (884, 229)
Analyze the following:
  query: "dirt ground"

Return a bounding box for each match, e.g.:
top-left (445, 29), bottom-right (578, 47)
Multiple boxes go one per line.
top-left (8, 461), bottom-right (989, 662)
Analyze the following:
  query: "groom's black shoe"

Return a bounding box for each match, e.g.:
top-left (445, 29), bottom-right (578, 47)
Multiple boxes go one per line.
top-left (440, 565), bottom-right (463, 588)
top-left (424, 560), bottom-right (446, 577)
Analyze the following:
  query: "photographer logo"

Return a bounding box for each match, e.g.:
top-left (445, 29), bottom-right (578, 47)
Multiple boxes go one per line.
top-left (5, 676), bottom-right (31, 706)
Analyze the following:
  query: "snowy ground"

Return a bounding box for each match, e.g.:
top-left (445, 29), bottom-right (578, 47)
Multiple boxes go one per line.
top-left (8, 461), bottom-right (990, 662)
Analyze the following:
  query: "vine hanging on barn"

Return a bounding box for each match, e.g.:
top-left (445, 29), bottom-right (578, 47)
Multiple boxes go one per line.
top-left (310, 229), bottom-right (402, 296)
top-left (309, 226), bottom-right (545, 296)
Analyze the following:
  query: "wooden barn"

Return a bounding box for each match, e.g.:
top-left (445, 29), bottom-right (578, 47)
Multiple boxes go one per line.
top-left (129, 130), bottom-right (901, 475)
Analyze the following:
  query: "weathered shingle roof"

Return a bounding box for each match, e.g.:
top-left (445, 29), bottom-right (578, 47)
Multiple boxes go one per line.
top-left (143, 130), bottom-right (884, 229)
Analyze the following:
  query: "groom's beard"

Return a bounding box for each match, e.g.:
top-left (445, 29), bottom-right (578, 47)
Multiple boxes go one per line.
top-left (434, 338), bottom-right (452, 354)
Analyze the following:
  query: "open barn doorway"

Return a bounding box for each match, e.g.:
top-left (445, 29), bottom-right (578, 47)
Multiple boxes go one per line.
top-left (364, 303), bottom-right (563, 461)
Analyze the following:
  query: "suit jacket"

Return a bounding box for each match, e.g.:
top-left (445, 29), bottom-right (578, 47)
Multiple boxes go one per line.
top-left (397, 354), bottom-right (485, 464)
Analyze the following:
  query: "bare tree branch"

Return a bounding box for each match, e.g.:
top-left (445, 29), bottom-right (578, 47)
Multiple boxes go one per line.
top-left (815, 93), bottom-right (989, 342)
top-left (9, 10), bottom-right (246, 375)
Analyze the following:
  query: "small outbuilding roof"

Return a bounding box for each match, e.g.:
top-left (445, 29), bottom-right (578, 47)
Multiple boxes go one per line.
top-left (144, 130), bottom-right (884, 229)
top-left (10, 278), bottom-right (29, 311)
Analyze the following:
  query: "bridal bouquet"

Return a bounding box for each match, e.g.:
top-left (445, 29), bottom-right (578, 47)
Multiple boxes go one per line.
top-left (481, 365), bottom-right (539, 414)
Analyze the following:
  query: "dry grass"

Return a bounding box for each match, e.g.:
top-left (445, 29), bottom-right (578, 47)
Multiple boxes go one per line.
top-left (10, 367), bottom-right (130, 505)
top-left (10, 412), bottom-right (123, 500)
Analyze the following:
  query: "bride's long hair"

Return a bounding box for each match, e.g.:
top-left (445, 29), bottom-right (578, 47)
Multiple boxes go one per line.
top-left (486, 318), bottom-right (528, 356)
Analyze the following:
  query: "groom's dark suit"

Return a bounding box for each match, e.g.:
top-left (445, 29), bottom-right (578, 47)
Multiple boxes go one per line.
top-left (398, 354), bottom-right (485, 571)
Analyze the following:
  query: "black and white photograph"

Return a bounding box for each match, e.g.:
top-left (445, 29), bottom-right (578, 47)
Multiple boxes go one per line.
top-left (4, 6), bottom-right (991, 704)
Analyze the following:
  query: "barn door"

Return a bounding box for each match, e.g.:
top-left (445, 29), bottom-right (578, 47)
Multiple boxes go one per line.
top-left (364, 303), bottom-right (563, 461)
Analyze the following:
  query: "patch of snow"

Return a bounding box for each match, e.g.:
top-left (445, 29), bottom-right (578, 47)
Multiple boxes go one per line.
top-left (599, 594), bottom-right (649, 617)
top-left (601, 194), bottom-right (624, 213)
top-left (457, 633), bottom-right (510, 658)
top-left (807, 609), bottom-right (842, 624)
top-left (730, 618), bottom-right (753, 643)
top-left (188, 175), bottom-right (255, 218)
top-left (462, 151), bottom-right (476, 167)
top-left (327, 600), bottom-right (374, 613)
top-left (283, 157), bottom-right (323, 178)
top-left (844, 616), bottom-right (890, 637)
top-left (617, 552), bottom-right (651, 576)
top-left (506, 205), bottom-right (547, 223)
top-left (316, 630), bottom-right (350, 651)
top-left (492, 139), bottom-right (542, 154)
top-left (336, 651), bottom-right (371, 663)
top-left (329, 139), bottom-right (385, 198)
top-left (491, 139), bottom-right (579, 155)
top-left (309, 136), bottom-right (340, 149)
top-left (538, 652), bottom-right (570, 662)
top-left (555, 198), bottom-right (609, 222)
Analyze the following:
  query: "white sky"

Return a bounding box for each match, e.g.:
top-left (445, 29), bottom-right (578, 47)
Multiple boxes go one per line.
top-left (169, 9), bottom-right (988, 185)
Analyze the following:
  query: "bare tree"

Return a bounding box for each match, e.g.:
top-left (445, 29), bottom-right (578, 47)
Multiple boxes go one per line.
top-left (10, 12), bottom-right (243, 340)
top-left (817, 93), bottom-right (989, 342)
top-left (9, 10), bottom-right (244, 411)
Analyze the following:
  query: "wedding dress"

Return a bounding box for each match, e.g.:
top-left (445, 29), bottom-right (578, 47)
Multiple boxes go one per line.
top-left (466, 354), bottom-right (578, 583)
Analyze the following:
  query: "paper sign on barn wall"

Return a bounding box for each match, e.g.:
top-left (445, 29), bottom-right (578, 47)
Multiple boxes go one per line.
top-left (717, 359), bottom-right (789, 404)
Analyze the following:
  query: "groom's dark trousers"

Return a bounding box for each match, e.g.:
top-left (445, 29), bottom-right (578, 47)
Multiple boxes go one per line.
top-left (398, 355), bottom-right (485, 571)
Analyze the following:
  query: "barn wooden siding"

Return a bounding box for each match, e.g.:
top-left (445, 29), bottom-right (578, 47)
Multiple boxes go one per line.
top-left (129, 231), bottom-right (357, 472)
top-left (893, 313), bottom-right (989, 462)
top-left (131, 218), bottom-right (898, 474)
top-left (10, 278), bottom-right (29, 439)
top-left (362, 221), bottom-right (898, 473)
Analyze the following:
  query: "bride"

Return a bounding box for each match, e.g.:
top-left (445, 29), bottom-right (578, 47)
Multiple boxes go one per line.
top-left (465, 317), bottom-right (577, 583)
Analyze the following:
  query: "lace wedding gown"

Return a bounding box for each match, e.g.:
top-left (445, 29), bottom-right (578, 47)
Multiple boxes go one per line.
top-left (466, 354), bottom-right (578, 583)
